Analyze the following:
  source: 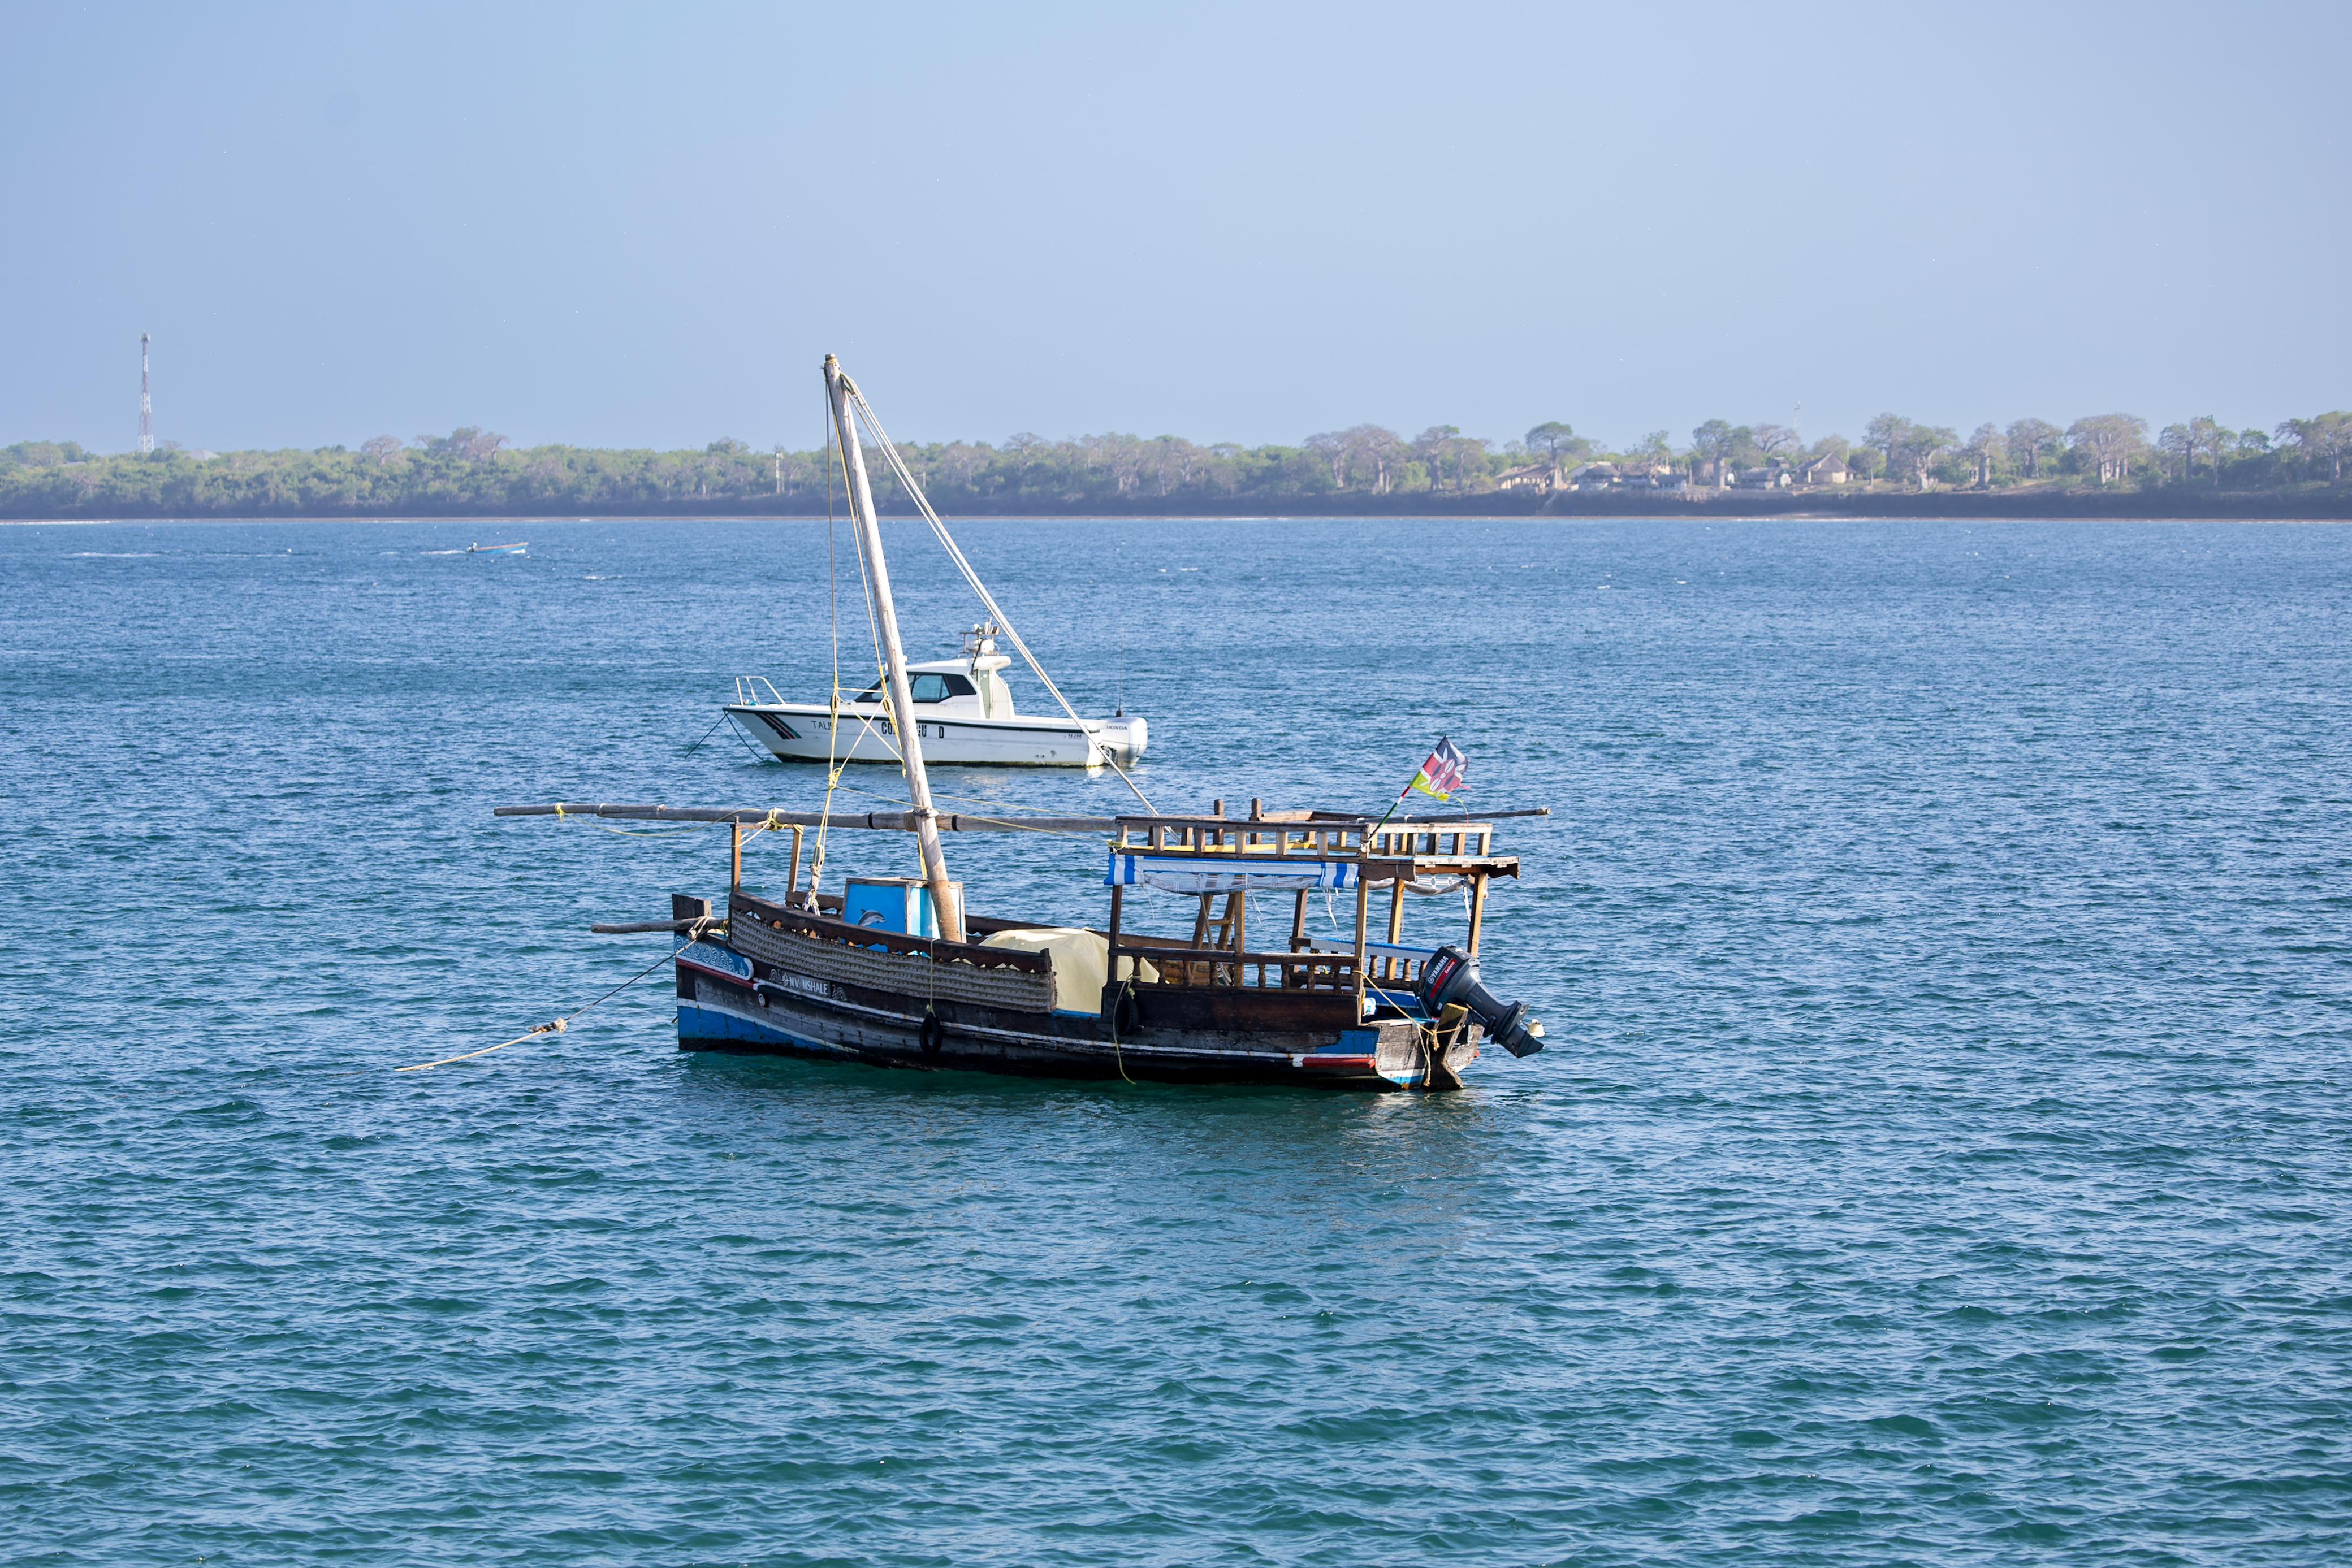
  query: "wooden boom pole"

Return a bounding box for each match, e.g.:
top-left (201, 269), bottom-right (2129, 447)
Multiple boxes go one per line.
top-left (826, 354), bottom-right (965, 943)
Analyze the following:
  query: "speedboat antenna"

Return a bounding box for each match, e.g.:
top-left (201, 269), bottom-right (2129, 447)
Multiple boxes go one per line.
top-left (825, 354), bottom-right (965, 943)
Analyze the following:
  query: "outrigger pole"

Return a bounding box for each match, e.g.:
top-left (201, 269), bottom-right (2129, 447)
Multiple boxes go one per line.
top-left (825, 353), bottom-right (966, 944)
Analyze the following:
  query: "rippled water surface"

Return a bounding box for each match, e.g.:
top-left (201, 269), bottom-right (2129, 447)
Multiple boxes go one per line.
top-left (5, 517), bottom-right (2350, 1565)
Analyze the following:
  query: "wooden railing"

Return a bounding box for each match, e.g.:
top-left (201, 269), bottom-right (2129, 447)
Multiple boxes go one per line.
top-left (1118, 942), bottom-right (1357, 993)
top-left (1301, 937), bottom-right (1430, 988)
top-left (1116, 819), bottom-right (1372, 855)
top-left (727, 890), bottom-right (1051, 973)
top-left (1365, 825), bottom-right (1492, 859)
top-left (1113, 816), bottom-right (1490, 859)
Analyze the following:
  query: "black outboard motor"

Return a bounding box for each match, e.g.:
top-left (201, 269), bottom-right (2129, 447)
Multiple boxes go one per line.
top-left (1415, 945), bottom-right (1545, 1057)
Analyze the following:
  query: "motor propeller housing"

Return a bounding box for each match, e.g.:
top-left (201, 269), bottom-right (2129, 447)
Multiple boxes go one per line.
top-left (1415, 945), bottom-right (1546, 1057)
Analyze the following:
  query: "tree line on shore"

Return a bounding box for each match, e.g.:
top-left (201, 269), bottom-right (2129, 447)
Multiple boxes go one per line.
top-left (5, 406), bottom-right (2346, 518)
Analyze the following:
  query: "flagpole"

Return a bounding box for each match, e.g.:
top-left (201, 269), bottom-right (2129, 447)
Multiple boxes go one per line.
top-left (1371, 734), bottom-right (1454, 837)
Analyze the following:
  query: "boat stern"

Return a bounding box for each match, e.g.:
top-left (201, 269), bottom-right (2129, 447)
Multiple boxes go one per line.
top-left (1094, 714), bottom-right (1148, 764)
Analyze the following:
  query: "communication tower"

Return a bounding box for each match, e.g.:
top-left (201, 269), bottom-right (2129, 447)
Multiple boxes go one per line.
top-left (139, 333), bottom-right (154, 453)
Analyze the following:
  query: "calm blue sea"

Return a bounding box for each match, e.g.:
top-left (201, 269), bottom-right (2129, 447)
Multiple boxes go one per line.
top-left (5, 517), bottom-right (2349, 1565)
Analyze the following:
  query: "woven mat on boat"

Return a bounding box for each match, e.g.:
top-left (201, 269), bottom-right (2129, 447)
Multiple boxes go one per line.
top-left (729, 920), bottom-right (1058, 1013)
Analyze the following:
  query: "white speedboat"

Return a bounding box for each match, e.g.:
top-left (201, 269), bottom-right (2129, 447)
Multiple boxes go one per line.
top-left (728, 623), bottom-right (1147, 769)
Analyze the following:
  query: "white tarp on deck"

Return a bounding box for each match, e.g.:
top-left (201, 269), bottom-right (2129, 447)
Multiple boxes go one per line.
top-left (979, 927), bottom-right (1159, 1014)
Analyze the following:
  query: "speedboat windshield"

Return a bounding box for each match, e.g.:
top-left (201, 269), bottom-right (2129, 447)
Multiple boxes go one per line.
top-left (852, 673), bottom-right (978, 705)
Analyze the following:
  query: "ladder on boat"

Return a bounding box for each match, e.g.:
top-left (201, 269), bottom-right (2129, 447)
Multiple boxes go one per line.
top-left (1189, 891), bottom-right (1244, 985)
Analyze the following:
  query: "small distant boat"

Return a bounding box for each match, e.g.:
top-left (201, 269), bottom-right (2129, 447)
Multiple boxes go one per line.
top-left (728, 622), bottom-right (1145, 769)
top-left (422, 540), bottom-right (529, 556)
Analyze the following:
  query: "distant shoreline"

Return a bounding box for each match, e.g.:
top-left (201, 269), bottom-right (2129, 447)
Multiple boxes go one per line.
top-left (17, 414), bottom-right (2347, 523)
top-left (6, 486), bottom-right (2351, 526)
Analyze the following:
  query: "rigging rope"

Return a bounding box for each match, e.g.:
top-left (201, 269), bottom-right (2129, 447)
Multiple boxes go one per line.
top-left (1107, 978), bottom-right (1138, 1084)
top-left (840, 383), bottom-right (1157, 812)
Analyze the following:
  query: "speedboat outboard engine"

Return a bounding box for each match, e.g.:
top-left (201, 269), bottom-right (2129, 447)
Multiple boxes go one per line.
top-left (1415, 945), bottom-right (1545, 1056)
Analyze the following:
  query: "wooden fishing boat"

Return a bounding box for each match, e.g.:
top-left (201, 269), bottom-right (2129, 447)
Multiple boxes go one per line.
top-left (496, 356), bottom-right (1546, 1091)
top-left (500, 797), bottom-right (1545, 1089)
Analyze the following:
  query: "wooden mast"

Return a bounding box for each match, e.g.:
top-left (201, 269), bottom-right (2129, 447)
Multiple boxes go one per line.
top-left (826, 354), bottom-right (966, 943)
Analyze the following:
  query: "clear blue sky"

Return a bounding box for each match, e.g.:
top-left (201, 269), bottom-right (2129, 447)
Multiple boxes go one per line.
top-left (5, 1), bottom-right (2344, 455)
